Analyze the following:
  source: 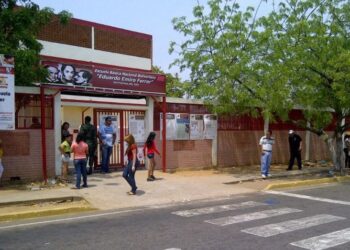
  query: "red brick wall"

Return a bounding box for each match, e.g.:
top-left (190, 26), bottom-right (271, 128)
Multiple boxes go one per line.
top-left (217, 130), bottom-right (331, 167)
top-left (153, 132), bottom-right (212, 171)
top-left (0, 130), bottom-right (56, 181)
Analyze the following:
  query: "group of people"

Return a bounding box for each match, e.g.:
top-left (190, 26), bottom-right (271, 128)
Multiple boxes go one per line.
top-left (59, 116), bottom-right (161, 194)
top-left (45, 64), bottom-right (92, 86)
top-left (259, 129), bottom-right (302, 179)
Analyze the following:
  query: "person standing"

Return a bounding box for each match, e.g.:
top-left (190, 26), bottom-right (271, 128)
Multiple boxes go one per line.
top-left (286, 130), bottom-right (303, 171)
top-left (0, 139), bottom-right (4, 187)
top-left (144, 132), bottom-right (161, 181)
top-left (344, 134), bottom-right (350, 168)
top-left (71, 133), bottom-right (89, 189)
top-left (98, 116), bottom-right (116, 173)
top-left (61, 122), bottom-right (70, 142)
top-left (259, 130), bottom-right (275, 178)
top-left (123, 134), bottom-right (139, 195)
top-left (58, 134), bottom-right (73, 182)
top-left (80, 116), bottom-right (97, 175)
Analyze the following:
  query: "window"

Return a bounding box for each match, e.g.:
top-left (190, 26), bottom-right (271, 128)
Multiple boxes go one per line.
top-left (15, 93), bottom-right (54, 129)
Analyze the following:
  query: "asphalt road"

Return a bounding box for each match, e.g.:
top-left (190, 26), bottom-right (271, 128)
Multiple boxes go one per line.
top-left (1, 183), bottom-right (350, 250)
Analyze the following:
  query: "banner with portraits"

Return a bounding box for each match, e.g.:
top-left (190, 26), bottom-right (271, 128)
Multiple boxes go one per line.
top-left (0, 54), bottom-right (15, 130)
top-left (42, 60), bottom-right (166, 95)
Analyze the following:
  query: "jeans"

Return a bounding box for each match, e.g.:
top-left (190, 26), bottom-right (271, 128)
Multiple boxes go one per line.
top-left (101, 144), bottom-right (113, 172)
top-left (261, 151), bottom-right (272, 175)
top-left (74, 159), bottom-right (87, 188)
top-left (123, 159), bottom-right (137, 193)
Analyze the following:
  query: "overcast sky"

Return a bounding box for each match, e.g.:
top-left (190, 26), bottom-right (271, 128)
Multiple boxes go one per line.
top-left (32, 0), bottom-right (274, 80)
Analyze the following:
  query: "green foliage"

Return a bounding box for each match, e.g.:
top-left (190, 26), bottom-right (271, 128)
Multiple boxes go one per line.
top-left (0, 0), bottom-right (72, 86)
top-left (152, 66), bottom-right (191, 98)
top-left (170, 0), bottom-right (350, 135)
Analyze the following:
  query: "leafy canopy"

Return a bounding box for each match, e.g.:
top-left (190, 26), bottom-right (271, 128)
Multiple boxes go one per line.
top-left (0, 0), bottom-right (71, 86)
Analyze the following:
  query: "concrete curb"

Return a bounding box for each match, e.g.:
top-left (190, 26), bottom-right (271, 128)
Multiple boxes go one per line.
top-left (0, 196), bottom-right (96, 222)
top-left (264, 176), bottom-right (350, 190)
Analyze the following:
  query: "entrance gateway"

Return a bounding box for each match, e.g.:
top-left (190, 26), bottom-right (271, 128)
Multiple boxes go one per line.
top-left (39, 58), bottom-right (166, 180)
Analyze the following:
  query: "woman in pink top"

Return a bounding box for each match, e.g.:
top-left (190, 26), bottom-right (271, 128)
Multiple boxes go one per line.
top-left (71, 133), bottom-right (89, 189)
top-left (143, 132), bottom-right (161, 182)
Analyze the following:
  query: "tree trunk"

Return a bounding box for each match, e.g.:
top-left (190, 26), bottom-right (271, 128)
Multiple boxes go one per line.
top-left (321, 131), bottom-right (344, 175)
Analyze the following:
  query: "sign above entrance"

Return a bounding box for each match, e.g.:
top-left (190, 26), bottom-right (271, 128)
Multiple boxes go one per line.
top-left (41, 60), bottom-right (166, 96)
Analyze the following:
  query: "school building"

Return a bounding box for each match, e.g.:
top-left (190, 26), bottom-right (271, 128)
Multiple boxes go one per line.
top-left (0, 17), bottom-right (331, 182)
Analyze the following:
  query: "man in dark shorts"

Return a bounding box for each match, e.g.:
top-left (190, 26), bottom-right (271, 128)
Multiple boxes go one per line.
top-left (80, 116), bottom-right (97, 175)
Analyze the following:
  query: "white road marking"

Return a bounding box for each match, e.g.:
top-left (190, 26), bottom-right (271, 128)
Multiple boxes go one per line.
top-left (290, 227), bottom-right (350, 250)
top-left (265, 190), bottom-right (350, 205)
top-left (205, 207), bottom-right (302, 226)
top-left (172, 201), bottom-right (266, 217)
top-left (0, 208), bottom-right (145, 230)
top-left (241, 214), bottom-right (345, 237)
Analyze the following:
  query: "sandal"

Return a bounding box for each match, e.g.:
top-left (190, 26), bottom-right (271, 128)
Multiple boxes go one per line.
top-left (127, 191), bottom-right (136, 195)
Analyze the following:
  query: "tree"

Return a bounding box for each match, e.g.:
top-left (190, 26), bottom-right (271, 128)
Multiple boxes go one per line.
top-left (170, 0), bottom-right (350, 172)
top-left (152, 66), bottom-right (191, 98)
top-left (0, 0), bottom-right (71, 86)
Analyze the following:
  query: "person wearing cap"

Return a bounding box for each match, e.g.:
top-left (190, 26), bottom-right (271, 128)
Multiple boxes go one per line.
top-left (287, 130), bottom-right (303, 171)
top-left (98, 116), bottom-right (117, 173)
top-left (259, 130), bottom-right (275, 178)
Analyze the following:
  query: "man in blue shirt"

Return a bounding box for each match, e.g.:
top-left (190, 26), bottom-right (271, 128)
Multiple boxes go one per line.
top-left (98, 116), bottom-right (116, 173)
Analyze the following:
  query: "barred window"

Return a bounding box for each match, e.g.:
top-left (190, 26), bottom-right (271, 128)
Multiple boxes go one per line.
top-left (15, 93), bottom-right (54, 129)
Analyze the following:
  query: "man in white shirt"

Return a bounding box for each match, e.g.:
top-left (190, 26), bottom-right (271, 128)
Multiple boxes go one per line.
top-left (259, 130), bottom-right (274, 178)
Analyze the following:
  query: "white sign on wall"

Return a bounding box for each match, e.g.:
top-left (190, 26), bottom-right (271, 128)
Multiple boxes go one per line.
top-left (128, 114), bottom-right (145, 143)
top-left (175, 113), bottom-right (190, 140)
top-left (204, 114), bottom-right (217, 139)
top-left (160, 113), bottom-right (176, 140)
top-left (0, 54), bottom-right (15, 130)
top-left (190, 114), bottom-right (204, 140)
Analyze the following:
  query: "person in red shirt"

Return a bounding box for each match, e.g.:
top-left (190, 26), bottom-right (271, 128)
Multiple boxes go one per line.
top-left (123, 134), bottom-right (139, 195)
top-left (143, 132), bottom-right (161, 181)
top-left (71, 133), bottom-right (89, 189)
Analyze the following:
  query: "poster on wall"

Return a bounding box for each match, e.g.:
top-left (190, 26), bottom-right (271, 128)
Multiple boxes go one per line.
top-left (128, 114), bottom-right (145, 143)
top-left (160, 113), bottom-right (176, 140)
top-left (99, 115), bottom-right (118, 143)
top-left (190, 114), bottom-right (204, 140)
top-left (123, 142), bottom-right (145, 166)
top-left (204, 114), bottom-right (217, 139)
top-left (175, 113), bottom-right (190, 140)
top-left (0, 54), bottom-right (15, 130)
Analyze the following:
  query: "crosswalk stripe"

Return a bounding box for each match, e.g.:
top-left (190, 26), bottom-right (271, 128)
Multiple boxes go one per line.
top-left (205, 207), bottom-right (302, 226)
top-left (241, 214), bottom-right (345, 237)
top-left (172, 201), bottom-right (266, 217)
top-left (290, 227), bottom-right (350, 250)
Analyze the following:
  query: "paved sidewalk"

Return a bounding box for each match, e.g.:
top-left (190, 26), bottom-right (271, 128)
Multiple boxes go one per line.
top-left (0, 164), bottom-right (336, 221)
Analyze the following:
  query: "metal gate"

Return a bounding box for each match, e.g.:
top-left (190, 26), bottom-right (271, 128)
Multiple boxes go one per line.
top-left (94, 109), bottom-right (145, 170)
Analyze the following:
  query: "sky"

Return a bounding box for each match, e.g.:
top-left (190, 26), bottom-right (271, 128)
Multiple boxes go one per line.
top-left (32, 0), bottom-right (273, 80)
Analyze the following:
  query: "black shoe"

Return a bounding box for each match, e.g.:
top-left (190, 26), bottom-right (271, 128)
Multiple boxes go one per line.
top-left (147, 177), bottom-right (154, 181)
top-left (82, 184), bottom-right (88, 188)
top-left (286, 168), bottom-right (292, 171)
top-left (298, 168), bottom-right (302, 170)
top-left (150, 175), bottom-right (156, 180)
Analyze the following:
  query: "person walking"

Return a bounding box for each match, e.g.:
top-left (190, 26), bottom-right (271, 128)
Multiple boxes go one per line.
top-left (287, 130), bottom-right (303, 171)
top-left (259, 130), bottom-right (274, 179)
top-left (80, 116), bottom-right (97, 175)
top-left (123, 134), bottom-right (139, 195)
top-left (144, 132), bottom-right (161, 181)
top-left (98, 116), bottom-right (116, 173)
top-left (71, 133), bottom-right (89, 189)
